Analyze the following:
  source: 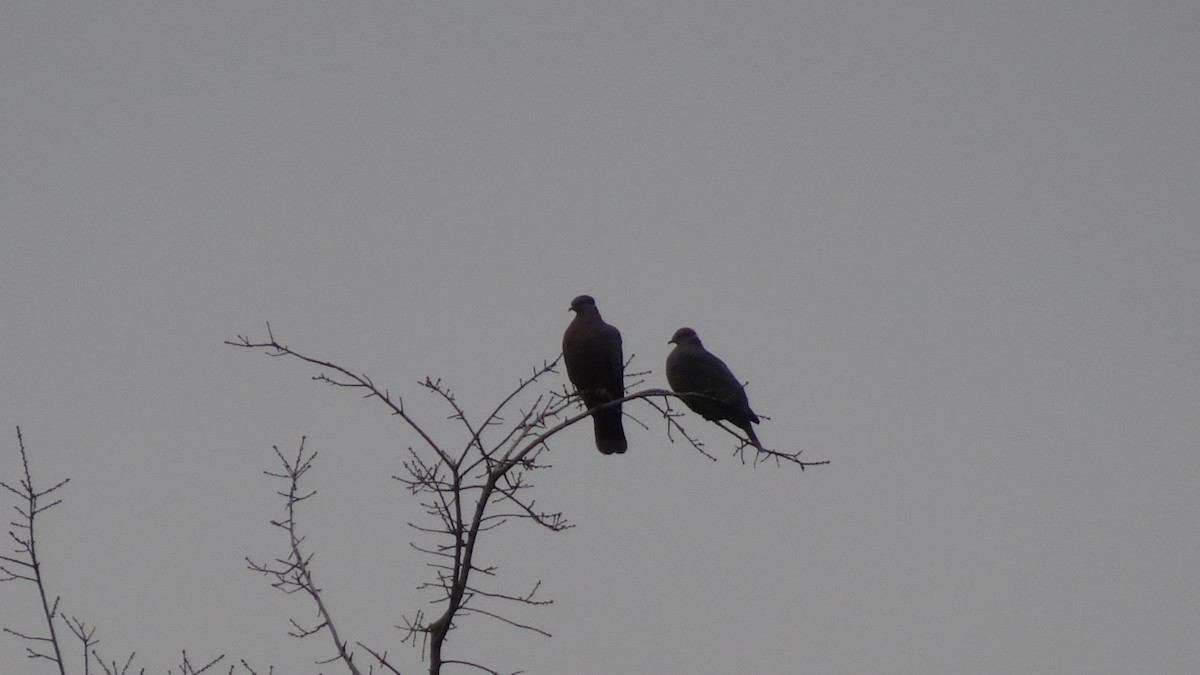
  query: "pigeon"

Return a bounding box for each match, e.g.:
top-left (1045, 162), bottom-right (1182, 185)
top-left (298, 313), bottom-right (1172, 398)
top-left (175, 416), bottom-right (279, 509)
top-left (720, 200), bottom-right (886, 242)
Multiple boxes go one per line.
top-left (665, 327), bottom-right (764, 450)
top-left (562, 295), bottom-right (627, 454)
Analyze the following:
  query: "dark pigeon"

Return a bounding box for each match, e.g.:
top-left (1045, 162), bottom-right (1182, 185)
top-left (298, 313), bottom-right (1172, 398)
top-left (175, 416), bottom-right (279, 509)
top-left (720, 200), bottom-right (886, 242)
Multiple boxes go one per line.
top-left (665, 327), bottom-right (764, 450)
top-left (562, 295), bottom-right (627, 454)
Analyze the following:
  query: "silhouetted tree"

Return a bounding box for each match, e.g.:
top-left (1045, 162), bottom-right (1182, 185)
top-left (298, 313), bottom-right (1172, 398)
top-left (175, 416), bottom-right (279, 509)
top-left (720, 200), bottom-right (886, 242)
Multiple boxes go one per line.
top-left (226, 324), bottom-right (824, 674)
top-left (3, 325), bottom-right (825, 675)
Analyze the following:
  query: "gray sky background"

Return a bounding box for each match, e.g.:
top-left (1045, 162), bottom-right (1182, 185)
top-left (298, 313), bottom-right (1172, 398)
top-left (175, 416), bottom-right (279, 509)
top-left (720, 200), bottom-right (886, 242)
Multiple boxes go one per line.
top-left (2, 2), bottom-right (1198, 673)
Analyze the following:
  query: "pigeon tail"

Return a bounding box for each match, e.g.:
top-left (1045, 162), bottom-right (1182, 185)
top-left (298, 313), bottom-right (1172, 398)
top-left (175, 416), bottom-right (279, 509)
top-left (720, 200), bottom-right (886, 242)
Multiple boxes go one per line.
top-left (740, 421), bottom-right (765, 452)
top-left (591, 407), bottom-right (627, 455)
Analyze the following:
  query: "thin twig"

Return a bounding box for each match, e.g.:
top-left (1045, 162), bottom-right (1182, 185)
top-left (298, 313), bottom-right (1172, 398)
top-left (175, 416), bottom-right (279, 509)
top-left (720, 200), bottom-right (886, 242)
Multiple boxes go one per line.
top-left (0, 427), bottom-right (69, 675)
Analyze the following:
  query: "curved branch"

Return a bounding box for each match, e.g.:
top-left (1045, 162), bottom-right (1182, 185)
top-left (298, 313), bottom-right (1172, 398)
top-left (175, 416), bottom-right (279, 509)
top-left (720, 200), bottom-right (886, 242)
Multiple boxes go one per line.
top-left (226, 325), bottom-right (453, 467)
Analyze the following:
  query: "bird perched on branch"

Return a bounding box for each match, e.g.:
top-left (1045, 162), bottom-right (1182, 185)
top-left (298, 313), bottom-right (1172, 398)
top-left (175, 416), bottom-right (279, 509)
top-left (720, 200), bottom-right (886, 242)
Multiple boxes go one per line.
top-left (665, 326), bottom-right (764, 451)
top-left (562, 295), bottom-right (627, 454)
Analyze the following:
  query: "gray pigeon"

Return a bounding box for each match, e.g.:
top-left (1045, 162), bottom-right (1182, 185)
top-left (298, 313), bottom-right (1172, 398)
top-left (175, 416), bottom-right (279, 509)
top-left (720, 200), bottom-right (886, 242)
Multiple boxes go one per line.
top-left (666, 327), bottom-right (764, 450)
top-left (562, 295), bottom-right (627, 454)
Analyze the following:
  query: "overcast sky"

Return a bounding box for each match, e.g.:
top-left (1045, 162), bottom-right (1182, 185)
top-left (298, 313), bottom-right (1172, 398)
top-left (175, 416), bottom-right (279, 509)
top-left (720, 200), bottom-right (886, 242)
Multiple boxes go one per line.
top-left (2, 2), bottom-right (1198, 674)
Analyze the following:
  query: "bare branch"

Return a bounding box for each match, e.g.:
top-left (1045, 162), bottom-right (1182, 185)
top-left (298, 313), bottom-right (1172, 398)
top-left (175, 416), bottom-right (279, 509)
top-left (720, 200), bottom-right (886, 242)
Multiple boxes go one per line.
top-left (176, 649), bottom-right (226, 674)
top-left (226, 327), bottom-right (452, 467)
top-left (463, 580), bottom-right (552, 607)
top-left (354, 642), bottom-right (406, 675)
top-left (246, 438), bottom-right (364, 675)
top-left (1, 427), bottom-right (68, 675)
top-left (438, 658), bottom-right (506, 675)
top-left (64, 614), bottom-right (100, 674)
top-left (94, 650), bottom-right (139, 675)
top-left (459, 605), bottom-right (552, 638)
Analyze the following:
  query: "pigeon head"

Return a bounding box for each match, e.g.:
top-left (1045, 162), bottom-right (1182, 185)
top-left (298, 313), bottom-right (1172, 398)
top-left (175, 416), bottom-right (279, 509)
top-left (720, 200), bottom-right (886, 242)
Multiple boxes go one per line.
top-left (569, 295), bottom-right (597, 312)
top-left (669, 327), bottom-right (701, 345)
